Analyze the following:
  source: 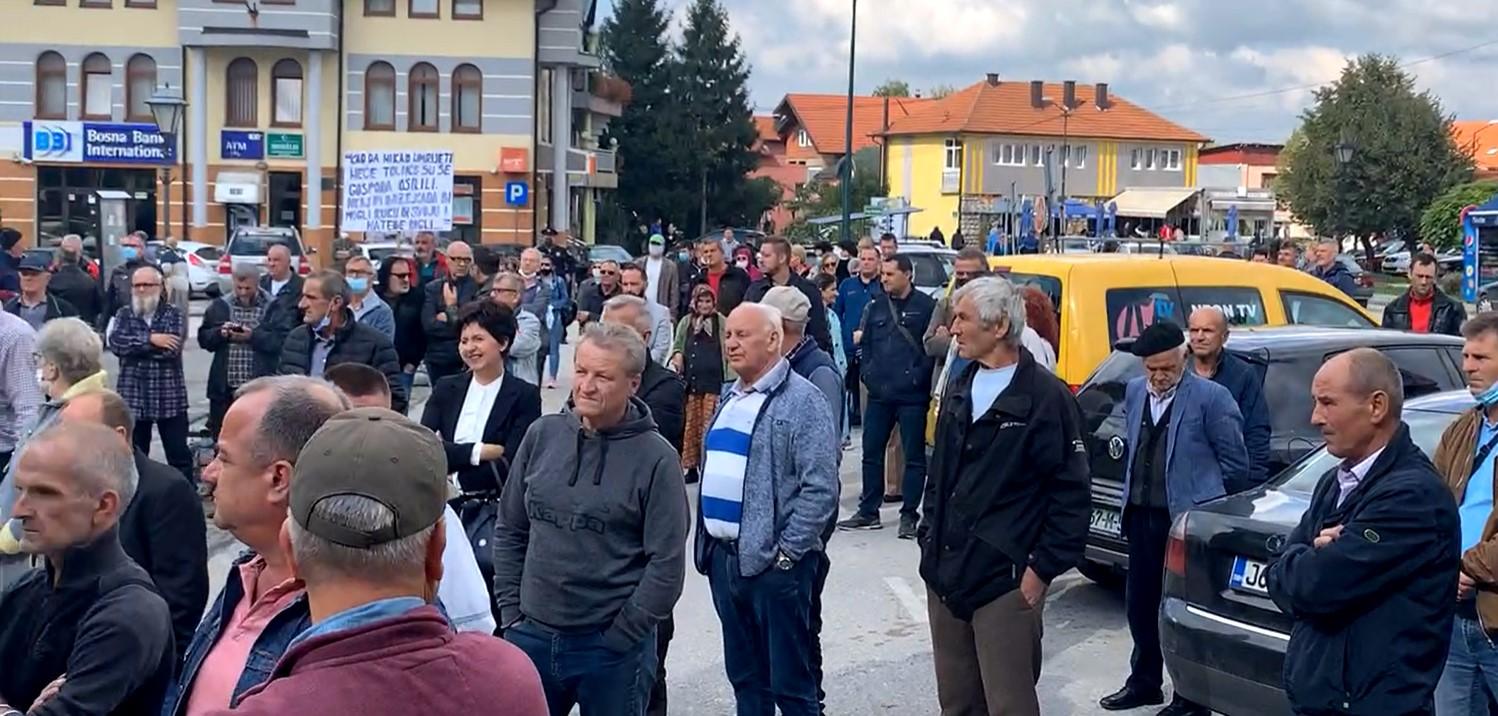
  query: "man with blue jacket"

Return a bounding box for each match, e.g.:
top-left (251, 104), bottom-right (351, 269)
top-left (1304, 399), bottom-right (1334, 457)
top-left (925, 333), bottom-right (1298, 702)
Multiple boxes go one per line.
top-left (1187, 306), bottom-right (1272, 486)
top-left (1100, 322), bottom-right (1248, 716)
top-left (833, 245), bottom-right (882, 425)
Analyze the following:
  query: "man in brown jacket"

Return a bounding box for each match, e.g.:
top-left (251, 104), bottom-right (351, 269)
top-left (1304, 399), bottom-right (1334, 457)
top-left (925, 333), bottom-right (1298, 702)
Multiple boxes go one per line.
top-left (1432, 311), bottom-right (1498, 715)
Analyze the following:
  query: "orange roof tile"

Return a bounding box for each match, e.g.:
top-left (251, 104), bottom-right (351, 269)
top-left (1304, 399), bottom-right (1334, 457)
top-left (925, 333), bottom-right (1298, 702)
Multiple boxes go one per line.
top-left (1452, 120), bottom-right (1498, 173)
top-left (775, 94), bottom-right (937, 155)
top-left (754, 115), bottom-right (780, 144)
top-left (882, 80), bottom-right (1208, 144)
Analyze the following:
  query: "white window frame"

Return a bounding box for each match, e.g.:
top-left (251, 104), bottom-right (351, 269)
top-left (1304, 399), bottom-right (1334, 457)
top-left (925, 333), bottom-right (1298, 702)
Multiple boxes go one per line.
top-left (1145, 148), bottom-right (1157, 171)
top-left (1163, 148), bottom-right (1183, 171)
top-left (796, 129), bottom-right (812, 148)
top-left (992, 142), bottom-right (1024, 167)
top-left (1029, 144), bottom-right (1042, 166)
top-left (943, 139), bottom-right (962, 170)
top-left (1072, 145), bottom-right (1087, 169)
top-left (1130, 148), bottom-right (1142, 170)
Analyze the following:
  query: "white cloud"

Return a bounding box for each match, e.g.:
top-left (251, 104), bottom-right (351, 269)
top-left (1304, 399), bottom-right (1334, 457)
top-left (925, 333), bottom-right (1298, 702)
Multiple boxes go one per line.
top-left (1128, 1), bottom-right (1185, 30)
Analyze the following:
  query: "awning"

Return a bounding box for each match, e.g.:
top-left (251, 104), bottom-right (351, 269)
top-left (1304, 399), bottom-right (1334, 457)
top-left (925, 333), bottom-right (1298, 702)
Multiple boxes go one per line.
top-left (1109, 187), bottom-right (1199, 219)
top-left (1211, 198), bottom-right (1276, 213)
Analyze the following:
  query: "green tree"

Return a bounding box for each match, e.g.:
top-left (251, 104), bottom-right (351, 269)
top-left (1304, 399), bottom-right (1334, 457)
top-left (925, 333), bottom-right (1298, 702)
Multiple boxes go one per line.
top-left (600, 0), bottom-right (693, 232)
top-left (1420, 181), bottom-right (1498, 250)
top-left (927, 84), bottom-right (956, 99)
top-left (673, 0), bottom-right (761, 238)
top-left (873, 79), bottom-right (910, 98)
top-left (784, 148), bottom-right (886, 241)
top-left (1277, 54), bottom-right (1473, 262)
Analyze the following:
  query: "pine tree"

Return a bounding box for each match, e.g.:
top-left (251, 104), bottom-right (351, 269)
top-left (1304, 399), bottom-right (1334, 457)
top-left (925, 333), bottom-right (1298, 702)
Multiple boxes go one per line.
top-left (674, 0), bottom-right (765, 235)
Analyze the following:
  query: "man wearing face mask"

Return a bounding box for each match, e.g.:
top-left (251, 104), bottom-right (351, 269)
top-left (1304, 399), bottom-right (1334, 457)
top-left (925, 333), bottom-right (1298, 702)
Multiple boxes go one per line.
top-left (345, 256), bottom-right (395, 341)
top-left (576, 259), bottom-right (623, 328)
top-left (108, 265), bottom-right (193, 481)
top-left (636, 233), bottom-right (679, 318)
top-left (102, 231), bottom-right (156, 331)
top-left (280, 270), bottom-right (408, 413)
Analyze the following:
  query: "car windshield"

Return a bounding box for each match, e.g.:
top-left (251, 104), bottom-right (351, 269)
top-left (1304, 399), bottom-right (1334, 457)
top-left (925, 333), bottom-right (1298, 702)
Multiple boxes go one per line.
top-left (590, 245), bottom-right (632, 263)
top-left (908, 253), bottom-right (953, 287)
top-left (367, 247), bottom-right (408, 262)
top-left (1275, 408), bottom-right (1459, 494)
top-left (231, 233), bottom-right (302, 256)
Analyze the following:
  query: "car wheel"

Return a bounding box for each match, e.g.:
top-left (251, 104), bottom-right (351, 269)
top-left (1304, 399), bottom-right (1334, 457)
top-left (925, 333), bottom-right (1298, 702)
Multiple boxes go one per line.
top-left (1078, 560), bottom-right (1125, 589)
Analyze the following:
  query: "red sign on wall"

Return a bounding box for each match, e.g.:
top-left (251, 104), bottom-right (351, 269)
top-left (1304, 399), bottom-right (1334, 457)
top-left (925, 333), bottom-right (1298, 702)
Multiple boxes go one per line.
top-left (499, 147), bottom-right (528, 174)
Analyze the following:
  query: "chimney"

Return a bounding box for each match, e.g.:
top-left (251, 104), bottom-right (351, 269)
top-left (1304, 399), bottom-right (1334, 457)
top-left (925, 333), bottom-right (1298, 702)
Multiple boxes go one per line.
top-left (1029, 80), bottom-right (1044, 108)
top-left (1062, 80), bottom-right (1077, 110)
top-left (914, 89), bottom-right (923, 99)
top-left (985, 72), bottom-right (1000, 87)
top-left (1095, 82), bottom-right (1110, 110)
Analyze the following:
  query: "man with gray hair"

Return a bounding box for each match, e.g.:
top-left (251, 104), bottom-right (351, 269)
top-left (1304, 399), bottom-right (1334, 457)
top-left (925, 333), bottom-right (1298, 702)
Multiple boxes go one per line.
top-left (200, 263), bottom-right (277, 440)
top-left (1100, 322), bottom-right (1247, 715)
top-left (497, 322), bottom-right (688, 715)
top-left (208, 408), bottom-right (546, 715)
top-left (696, 303), bottom-right (838, 716)
top-left (603, 293), bottom-right (685, 453)
top-left (280, 270), bottom-right (407, 413)
top-left (1309, 237), bottom-right (1357, 298)
top-left (1268, 348), bottom-right (1459, 716)
top-left (108, 264), bottom-right (193, 481)
top-left (0, 422), bottom-right (175, 716)
top-left (920, 276), bottom-right (1089, 715)
top-left (49, 234), bottom-right (100, 327)
top-left (488, 271), bottom-right (544, 386)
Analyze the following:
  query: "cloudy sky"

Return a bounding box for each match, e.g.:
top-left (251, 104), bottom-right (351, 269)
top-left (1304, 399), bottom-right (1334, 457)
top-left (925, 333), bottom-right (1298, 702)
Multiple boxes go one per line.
top-left (603, 0), bottom-right (1498, 144)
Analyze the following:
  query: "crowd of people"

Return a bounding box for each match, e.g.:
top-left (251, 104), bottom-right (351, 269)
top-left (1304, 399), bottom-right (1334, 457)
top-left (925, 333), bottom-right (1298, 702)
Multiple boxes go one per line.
top-left (0, 221), bottom-right (1492, 716)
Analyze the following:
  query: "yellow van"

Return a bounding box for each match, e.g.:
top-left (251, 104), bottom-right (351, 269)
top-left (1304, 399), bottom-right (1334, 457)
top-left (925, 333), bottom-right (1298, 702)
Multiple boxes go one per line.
top-left (986, 254), bottom-right (1377, 390)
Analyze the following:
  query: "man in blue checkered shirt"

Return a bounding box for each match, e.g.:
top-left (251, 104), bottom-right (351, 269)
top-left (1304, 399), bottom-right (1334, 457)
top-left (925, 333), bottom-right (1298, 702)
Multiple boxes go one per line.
top-left (108, 265), bottom-right (192, 481)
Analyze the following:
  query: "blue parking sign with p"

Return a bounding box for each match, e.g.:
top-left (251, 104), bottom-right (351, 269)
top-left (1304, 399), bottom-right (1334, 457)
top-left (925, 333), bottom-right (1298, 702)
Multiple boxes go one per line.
top-left (505, 181), bottom-right (528, 207)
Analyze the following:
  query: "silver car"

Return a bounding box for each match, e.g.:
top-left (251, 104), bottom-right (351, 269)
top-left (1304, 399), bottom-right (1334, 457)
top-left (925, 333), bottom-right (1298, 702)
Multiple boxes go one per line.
top-left (216, 226), bottom-right (311, 294)
top-left (149, 240), bottom-right (223, 297)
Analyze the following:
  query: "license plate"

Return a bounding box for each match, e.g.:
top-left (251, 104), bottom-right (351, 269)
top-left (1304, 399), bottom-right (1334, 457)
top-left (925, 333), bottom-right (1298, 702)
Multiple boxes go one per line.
top-left (1090, 507), bottom-right (1121, 537)
top-left (1230, 556), bottom-right (1271, 595)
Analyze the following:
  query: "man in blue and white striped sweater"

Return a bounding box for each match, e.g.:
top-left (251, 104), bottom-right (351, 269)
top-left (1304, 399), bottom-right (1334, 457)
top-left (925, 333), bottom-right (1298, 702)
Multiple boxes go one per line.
top-left (694, 303), bottom-right (840, 716)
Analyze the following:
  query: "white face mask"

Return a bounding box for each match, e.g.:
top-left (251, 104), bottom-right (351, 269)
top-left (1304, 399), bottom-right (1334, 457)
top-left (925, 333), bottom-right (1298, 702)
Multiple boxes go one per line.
top-left (735, 258), bottom-right (750, 269)
top-left (648, 244), bottom-right (664, 258)
top-left (592, 268), bottom-right (602, 281)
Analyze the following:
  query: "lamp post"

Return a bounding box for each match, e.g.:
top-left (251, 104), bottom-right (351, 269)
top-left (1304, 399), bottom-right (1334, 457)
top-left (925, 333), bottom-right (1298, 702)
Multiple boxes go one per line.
top-left (146, 85), bottom-right (187, 241)
top-left (839, 0), bottom-right (857, 247)
top-left (1333, 129), bottom-right (1356, 252)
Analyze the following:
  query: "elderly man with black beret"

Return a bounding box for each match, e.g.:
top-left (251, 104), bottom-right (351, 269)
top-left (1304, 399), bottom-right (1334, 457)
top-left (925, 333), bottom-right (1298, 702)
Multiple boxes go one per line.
top-left (1100, 322), bottom-right (1248, 716)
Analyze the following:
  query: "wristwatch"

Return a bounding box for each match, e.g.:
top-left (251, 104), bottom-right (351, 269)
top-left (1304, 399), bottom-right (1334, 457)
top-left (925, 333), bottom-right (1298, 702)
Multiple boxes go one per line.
top-left (774, 551), bottom-right (795, 571)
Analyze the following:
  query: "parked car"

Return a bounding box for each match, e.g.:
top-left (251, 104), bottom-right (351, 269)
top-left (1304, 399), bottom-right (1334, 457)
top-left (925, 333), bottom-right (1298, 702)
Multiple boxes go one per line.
top-left (215, 226), bottom-right (312, 294)
top-left (358, 241), bottom-right (413, 273)
top-left (1159, 388), bottom-right (1470, 715)
top-left (587, 244), bottom-right (634, 265)
top-left (1381, 249), bottom-right (1461, 275)
top-left (149, 240), bottom-right (223, 297)
top-left (987, 255), bottom-right (1378, 391)
top-left (1075, 326), bottom-right (1465, 585)
top-left (895, 242), bottom-right (957, 298)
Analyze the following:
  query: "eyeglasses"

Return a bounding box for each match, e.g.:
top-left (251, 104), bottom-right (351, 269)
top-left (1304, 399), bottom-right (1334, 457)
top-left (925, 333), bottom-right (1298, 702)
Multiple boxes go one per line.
top-left (600, 270), bottom-right (617, 276)
top-left (449, 256), bottom-right (473, 264)
top-left (132, 282), bottom-right (161, 289)
top-left (346, 270), bottom-right (374, 278)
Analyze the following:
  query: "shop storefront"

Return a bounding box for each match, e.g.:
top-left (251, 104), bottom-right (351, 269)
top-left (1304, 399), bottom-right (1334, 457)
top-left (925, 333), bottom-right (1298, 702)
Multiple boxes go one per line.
top-left (25, 120), bottom-right (173, 246)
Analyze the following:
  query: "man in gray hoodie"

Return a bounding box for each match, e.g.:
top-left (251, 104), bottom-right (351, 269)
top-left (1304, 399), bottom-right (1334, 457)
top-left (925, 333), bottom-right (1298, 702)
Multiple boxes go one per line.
top-left (495, 322), bottom-right (689, 716)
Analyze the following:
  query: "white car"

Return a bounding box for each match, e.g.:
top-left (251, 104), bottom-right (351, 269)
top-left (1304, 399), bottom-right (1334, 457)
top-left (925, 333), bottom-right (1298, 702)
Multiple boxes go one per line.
top-left (893, 241), bottom-right (957, 297)
top-left (358, 241), bottom-right (414, 273)
top-left (149, 240), bottom-right (223, 297)
top-left (1382, 250), bottom-right (1461, 275)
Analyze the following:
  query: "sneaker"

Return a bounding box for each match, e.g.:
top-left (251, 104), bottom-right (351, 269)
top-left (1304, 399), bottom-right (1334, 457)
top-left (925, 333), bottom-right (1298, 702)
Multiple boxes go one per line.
top-left (897, 515), bottom-right (918, 540)
top-left (837, 513), bottom-right (882, 531)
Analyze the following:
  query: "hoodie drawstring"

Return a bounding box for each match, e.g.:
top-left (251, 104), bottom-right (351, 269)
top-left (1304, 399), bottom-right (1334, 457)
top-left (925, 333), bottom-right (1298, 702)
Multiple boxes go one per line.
top-left (569, 430), bottom-right (585, 487)
top-left (566, 430), bottom-right (613, 487)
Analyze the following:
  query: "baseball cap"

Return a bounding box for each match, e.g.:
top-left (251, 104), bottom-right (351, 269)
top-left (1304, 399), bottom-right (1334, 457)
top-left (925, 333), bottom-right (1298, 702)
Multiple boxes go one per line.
top-left (648, 233), bottom-right (665, 247)
top-left (18, 253), bottom-right (50, 272)
top-left (761, 285), bottom-right (810, 324)
top-left (290, 407), bottom-right (448, 548)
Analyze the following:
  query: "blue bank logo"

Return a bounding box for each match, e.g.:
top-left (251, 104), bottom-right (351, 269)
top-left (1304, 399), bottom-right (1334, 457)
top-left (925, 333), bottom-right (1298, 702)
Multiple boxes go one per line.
top-left (30, 122), bottom-right (81, 161)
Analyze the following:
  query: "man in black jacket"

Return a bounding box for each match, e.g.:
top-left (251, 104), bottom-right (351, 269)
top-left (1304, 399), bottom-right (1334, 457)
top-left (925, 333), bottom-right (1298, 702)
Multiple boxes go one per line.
top-left (602, 294), bottom-right (685, 452)
top-left (919, 276), bottom-right (1089, 716)
top-left (1268, 348), bottom-right (1459, 716)
top-left (1382, 252), bottom-right (1467, 336)
top-left (280, 270), bottom-right (408, 413)
top-left (59, 390), bottom-right (208, 666)
top-left (49, 238), bottom-right (100, 327)
top-left (690, 235), bottom-right (752, 316)
top-left (257, 244), bottom-right (304, 368)
top-left (101, 231), bottom-right (155, 328)
top-left (0, 421), bottom-right (174, 716)
top-left (421, 240), bottom-right (479, 385)
top-left (744, 236), bottom-right (833, 353)
top-left (199, 265), bottom-right (279, 439)
top-left (4, 253), bottom-right (76, 330)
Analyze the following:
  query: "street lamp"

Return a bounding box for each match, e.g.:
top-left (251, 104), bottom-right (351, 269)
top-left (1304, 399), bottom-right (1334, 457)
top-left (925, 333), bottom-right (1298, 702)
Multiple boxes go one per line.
top-left (1334, 132), bottom-right (1356, 166)
top-left (1333, 130), bottom-right (1356, 248)
top-left (146, 85), bottom-right (187, 241)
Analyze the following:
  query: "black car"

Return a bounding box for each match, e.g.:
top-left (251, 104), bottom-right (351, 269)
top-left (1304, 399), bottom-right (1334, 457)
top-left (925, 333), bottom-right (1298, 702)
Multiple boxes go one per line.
top-left (1077, 326), bottom-right (1465, 584)
top-left (1161, 389), bottom-right (1471, 715)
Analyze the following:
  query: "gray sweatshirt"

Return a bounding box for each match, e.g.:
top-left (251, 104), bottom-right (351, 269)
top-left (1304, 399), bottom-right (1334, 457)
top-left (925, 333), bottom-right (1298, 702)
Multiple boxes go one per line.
top-left (492, 396), bottom-right (688, 651)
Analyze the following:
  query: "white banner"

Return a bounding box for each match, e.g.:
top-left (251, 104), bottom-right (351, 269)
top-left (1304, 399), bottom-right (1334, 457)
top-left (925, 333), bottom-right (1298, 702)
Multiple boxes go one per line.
top-left (341, 150), bottom-right (455, 233)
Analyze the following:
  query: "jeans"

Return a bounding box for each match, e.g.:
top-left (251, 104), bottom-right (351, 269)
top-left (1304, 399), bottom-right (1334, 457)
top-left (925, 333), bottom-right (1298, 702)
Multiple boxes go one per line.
top-left (811, 550), bottom-right (832, 714)
top-left (1436, 612), bottom-right (1498, 716)
top-left (708, 541), bottom-right (820, 716)
top-left (845, 360), bottom-right (862, 424)
top-left (547, 310), bottom-right (566, 380)
top-left (505, 620), bottom-right (658, 716)
top-left (646, 615), bottom-right (674, 716)
top-left (134, 413), bottom-right (194, 482)
top-left (858, 399), bottom-right (928, 518)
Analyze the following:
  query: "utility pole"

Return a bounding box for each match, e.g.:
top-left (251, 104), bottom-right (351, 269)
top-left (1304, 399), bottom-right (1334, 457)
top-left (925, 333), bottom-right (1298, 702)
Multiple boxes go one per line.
top-left (839, 0), bottom-right (857, 247)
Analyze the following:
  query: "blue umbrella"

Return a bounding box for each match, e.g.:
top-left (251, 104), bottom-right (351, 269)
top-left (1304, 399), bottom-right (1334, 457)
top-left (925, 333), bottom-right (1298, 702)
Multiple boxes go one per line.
top-left (1225, 205), bottom-right (1239, 241)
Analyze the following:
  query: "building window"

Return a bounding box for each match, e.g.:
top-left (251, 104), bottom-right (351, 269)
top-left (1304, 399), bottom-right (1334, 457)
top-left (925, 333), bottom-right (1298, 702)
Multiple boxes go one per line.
top-left (272, 59), bottom-right (303, 127)
top-left (1029, 144), bottom-right (1042, 166)
top-left (452, 64), bottom-right (481, 133)
top-left (453, 0), bottom-right (481, 19)
top-left (34, 0), bottom-right (67, 6)
top-left (1071, 144), bottom-right (1087, 169)
top-left (944, 138), bottom-right (963, 171)
top-left (80, 0), bottom-right (111, 6)
top-left (226, 57), bottom-right (258, 127)
top-left (364, 0), bottom-right (394, 14)
top-left (35, 52), bottom-right (66, 119)
top-left (364, 61), bottom-right (395, 130)
top-left (537, 68), bottom-right (553, 144)
top-left (125, 54), bottom-right (156, 122)
top-left (408, 62), bottom-right (439, 131)
top-left (796, 129), bottom-right (811, 148)
top-left (1145, 148), bottom-right (1157, 171)
top-left (1162, 148), bottom-right (1183, 171)
top-left (81, 53), bottom-right (112, 120)
top-left (409, 0), bottom-right (438, 17)
top-left (992, 142), bottom-right (1024, 167)
top-left (1130, 148), bottom-right (1142, 170)
top-left (124, 0), bottom-right (157, 6)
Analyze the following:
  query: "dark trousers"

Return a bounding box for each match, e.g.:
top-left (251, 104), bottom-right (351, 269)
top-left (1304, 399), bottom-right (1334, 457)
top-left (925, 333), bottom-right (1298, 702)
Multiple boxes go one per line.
top-left (811, 550), bottom-right (832, 714)
top-left (1124, 506), bottom-right (1174, 693)
top-left (646, 615), bottom-right (674, 716)
top-left (206, 393), bottom-right (239, 441)
top-left (505, 620), bottom-right (658, 716)
top-left (846, 360), bottom-right (862, 424)
top-left (708, 542), bottom-right (820, 716)
top-left (929, 587), bottom-right (1044, 716)
top-left (858, 399), bottom-right (928, 518)
top-left (133, 413), bottom-right (193, 483)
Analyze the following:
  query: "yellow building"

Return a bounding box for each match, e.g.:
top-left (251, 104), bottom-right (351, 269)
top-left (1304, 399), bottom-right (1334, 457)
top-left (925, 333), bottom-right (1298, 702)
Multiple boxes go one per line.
top-left (0, 0), bottom-right (619, 257)
top-left (882, 75), bottom-right (1209, 240)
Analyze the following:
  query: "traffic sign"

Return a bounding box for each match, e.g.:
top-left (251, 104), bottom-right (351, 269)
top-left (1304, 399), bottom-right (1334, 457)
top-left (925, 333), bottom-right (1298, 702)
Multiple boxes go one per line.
top-left (505, 181), bottom-right (529, 207)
